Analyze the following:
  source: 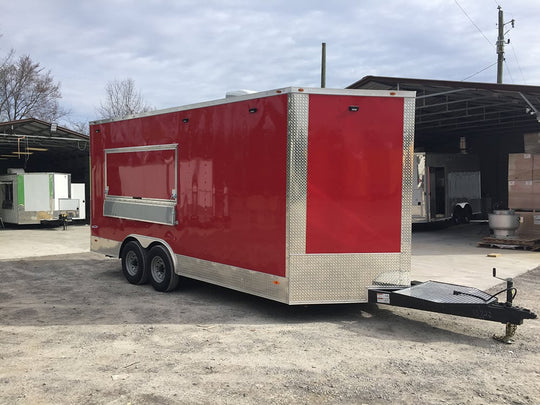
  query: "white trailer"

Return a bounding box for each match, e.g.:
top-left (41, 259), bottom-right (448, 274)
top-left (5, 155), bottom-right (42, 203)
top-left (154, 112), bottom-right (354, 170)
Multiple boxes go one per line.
top-left (0, 172), bottom-right (81, 225)
top-left (70, 183), bottom-right (86, 220)
top-left (412, 153), bottom-right (482, 223)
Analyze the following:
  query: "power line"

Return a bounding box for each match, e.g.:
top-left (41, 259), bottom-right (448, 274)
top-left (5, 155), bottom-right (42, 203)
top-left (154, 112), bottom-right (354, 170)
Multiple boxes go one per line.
top-left (454, 0), bottom-right (493, 46)
top-left (509, 44), bottom-right (526, 84)
top-left (503, 59), bottom-right (515, 83)
top-left (462, 61), bottom-right (498, 81)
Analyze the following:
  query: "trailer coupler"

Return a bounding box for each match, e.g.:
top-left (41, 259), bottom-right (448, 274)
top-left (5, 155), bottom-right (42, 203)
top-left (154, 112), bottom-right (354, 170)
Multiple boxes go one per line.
top-left (368, 270), bottom-right (536, 343)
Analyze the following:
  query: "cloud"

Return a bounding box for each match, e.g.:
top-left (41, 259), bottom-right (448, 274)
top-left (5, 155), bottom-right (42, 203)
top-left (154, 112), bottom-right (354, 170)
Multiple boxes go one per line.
top-left (2, 0), bottom-right (540, 125)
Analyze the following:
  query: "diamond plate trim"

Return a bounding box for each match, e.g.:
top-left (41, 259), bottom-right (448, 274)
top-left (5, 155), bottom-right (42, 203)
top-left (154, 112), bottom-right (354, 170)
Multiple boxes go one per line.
top-left (398, 97), bottom-right (416, 282)
top-left (289, 253), bottom-right (408, 303)
top-left (396, 281), bottom-right (495, 304)
top-left (177, 254), bottom-right (289, 303)
top-left (287, 93), bottom-right (309, 257)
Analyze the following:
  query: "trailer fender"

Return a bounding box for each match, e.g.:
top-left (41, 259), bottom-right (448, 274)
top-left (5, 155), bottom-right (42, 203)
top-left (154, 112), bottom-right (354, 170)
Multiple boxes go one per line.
top-left (123, 234), bottom-right (178, 273)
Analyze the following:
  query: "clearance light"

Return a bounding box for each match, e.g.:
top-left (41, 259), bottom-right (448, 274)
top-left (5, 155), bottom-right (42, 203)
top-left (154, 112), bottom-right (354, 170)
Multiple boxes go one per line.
top-left (26, 147), bottom-right (48, 151)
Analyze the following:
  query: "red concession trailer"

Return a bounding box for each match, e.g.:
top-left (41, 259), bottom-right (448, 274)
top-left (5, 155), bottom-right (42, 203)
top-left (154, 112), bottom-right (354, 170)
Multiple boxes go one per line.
top-left (90, 87), bottom-right (415, 302)
top-left (90, 87), bottom-right (535, 340)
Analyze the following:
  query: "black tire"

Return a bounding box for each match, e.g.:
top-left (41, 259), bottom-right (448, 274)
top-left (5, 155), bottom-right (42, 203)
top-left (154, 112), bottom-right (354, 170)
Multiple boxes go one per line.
top-left (452, 206), bottom-right (463, 224)
top-left (462, 205), bottom-right (472, 224)
top-left (147, 245), bottom-right (179, 292)
top-left (121, 240), bottom-right (149, 285)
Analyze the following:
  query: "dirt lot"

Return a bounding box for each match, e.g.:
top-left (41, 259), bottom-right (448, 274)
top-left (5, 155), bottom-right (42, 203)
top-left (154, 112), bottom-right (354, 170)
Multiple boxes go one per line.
top-left (0, 249), bottom-right (538, 404)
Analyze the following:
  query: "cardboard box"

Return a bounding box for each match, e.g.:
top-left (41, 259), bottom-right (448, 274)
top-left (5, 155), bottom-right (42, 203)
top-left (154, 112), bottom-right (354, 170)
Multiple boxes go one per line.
top-left (516, 211), bottom-right (540, 238)
top-left (534, 155), bottom-right (540, 181)
top-left (524, 132), bottom-right (540, 154)
top-left (508, 180), bottom-right (535, 210)
top-left (508, 154), bottom-right (533, 181)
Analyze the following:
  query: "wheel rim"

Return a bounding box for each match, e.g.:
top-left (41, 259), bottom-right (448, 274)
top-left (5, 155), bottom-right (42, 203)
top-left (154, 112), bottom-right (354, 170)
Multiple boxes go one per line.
top-left (125, 250), bottom-right (139, 276)
top-left (151, 256), bottom-right (166, 283)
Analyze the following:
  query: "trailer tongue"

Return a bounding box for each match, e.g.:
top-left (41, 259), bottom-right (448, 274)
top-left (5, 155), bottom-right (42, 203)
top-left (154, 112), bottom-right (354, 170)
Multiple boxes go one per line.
top-left (369, 269), bottom-right (537, 343)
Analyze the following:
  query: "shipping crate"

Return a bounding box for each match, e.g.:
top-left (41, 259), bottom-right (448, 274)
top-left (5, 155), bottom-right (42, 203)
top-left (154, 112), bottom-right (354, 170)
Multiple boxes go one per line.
top-left (508, 154), bottom-right (533, 181)
top-left (524, 132), bottom-right (540, 154)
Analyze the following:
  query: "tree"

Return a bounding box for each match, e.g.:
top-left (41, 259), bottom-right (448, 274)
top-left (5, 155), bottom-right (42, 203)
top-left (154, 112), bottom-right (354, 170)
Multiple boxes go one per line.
top-left (68, 120), bottom-right (90, 136)
top-left (0, 53), bottom-right (66, 122)
top-left (97, 78), bottom-right (152, 119)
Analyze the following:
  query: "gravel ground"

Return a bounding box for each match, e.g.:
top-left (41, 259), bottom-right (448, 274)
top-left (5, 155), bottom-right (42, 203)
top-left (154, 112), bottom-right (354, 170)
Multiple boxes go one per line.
top-left (0, 252), bottom-right (538, 404)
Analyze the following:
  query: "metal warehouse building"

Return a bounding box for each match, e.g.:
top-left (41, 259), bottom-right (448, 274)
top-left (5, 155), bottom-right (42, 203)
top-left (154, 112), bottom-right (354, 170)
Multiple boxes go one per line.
top-left (348, 76), bottom-right (540, 210)
top-left (0, 118), bottom-right (89, 220)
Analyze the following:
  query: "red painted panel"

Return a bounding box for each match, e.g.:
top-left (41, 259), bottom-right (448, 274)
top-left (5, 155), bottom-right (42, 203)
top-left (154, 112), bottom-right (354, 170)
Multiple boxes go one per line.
top-left (306, 95), bottom-right (404, 253)
top-left (91, 94), bottom-right (288, 276)
top-left (106, 149), bottom-right (175, 200)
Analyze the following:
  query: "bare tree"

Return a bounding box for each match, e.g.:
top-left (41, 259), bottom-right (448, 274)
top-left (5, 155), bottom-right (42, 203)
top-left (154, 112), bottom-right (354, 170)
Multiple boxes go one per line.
top-left (0, 53), bottom-right (66, 122)
top-left (97, 78), bottom-right (152, 119)
top-left (68, 120), bottom-right (90, 135)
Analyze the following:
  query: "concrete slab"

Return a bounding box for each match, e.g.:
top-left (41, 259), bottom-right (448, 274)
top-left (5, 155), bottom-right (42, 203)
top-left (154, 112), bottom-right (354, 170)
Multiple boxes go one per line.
top-left (411, 222), bottom-right (539, 290)
top-left (0, 221), bottom-right (537, 291)
top-left (0, 223), bottom-right (90, 260)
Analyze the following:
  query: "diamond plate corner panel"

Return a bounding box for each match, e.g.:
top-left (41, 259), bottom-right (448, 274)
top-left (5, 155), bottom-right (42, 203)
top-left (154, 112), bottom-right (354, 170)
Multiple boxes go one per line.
top-left (286, 93), bottom-right (309, 257)
top-left (399, 97), bottom-right (416, 280)
top-left (288, 253), bottom-right (407, 303)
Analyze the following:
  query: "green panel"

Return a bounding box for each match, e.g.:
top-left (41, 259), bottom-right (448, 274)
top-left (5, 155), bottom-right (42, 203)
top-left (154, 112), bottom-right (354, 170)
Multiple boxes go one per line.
top-left (49, 174), bottom-right (54, 198)
top-left (17, 175), bottom-right (24, 205)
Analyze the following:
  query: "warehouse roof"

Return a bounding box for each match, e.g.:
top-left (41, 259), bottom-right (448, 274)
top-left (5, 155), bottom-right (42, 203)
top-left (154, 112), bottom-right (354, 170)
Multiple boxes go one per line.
top-left (0, 118), bottom-right (88, 170)
top-left (347, 76), bottom-right (540, 139)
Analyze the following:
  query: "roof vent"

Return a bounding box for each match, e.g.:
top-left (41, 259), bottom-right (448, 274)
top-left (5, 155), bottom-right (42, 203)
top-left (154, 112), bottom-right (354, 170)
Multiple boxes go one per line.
top-left (225, 90), bottom-right (257, 98)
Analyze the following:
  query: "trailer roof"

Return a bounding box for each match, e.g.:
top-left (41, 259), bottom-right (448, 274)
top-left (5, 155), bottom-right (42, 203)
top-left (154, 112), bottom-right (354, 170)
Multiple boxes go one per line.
top-left (89, 86), bottom-right (416, 125)
top-left (347, 76), bottom-right (540, 140)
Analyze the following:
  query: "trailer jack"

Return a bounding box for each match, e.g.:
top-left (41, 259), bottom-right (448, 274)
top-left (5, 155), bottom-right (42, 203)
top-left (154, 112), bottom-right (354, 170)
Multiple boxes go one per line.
top-left (493, 323), bottom-right (518, 344)
top-left (368, 268), bottom-right (536, 343)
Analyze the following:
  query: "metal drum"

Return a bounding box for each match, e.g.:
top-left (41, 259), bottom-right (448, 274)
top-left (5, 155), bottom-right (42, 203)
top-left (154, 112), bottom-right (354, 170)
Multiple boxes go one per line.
top-left (488, 210), bottom-right (521, 238)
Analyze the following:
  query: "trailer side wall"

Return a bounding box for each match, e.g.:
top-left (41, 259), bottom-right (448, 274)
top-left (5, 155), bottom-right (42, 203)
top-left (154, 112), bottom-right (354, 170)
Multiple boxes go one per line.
top-left (91, 95), bottom-right (289, 277)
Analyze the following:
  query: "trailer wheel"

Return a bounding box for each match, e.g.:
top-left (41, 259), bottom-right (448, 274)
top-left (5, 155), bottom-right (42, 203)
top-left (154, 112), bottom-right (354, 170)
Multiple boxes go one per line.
top-left (121, 241), bottom-right (149, 285)
top-left (462, 205), bottom-right (472, 224)
top-left (452, 206), bottom-right (463, 224)
top-left (148, 245), bottom-right (179, 292)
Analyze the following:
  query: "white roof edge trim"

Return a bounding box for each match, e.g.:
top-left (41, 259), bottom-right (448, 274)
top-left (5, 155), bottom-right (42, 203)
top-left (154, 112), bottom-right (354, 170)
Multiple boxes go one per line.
top-left (89, 87), bottom-right (416, 125)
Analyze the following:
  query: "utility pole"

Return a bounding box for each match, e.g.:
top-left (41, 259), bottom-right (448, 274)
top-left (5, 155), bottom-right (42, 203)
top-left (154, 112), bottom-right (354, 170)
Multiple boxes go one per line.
top-left (496, 6), bottom-right (514, 84)
top-left (321, 42), bottom-right (326, 88)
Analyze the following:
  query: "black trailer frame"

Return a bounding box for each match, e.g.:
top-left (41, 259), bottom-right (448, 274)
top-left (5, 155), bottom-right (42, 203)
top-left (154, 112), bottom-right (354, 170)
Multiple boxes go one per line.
top-left (368, 271), bottom-right (537, 343)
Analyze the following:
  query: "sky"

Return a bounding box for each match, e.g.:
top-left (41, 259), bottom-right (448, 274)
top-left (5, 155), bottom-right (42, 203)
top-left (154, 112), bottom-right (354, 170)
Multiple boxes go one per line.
top-left (2, 0), bottom-right (540, 128)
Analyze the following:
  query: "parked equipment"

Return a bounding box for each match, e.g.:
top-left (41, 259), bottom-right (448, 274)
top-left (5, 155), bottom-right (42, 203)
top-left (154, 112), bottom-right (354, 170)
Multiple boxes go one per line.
top-left (90, 87), bottom-right (535, 340)
top-left (412, 152), bottom-right (481, 223)
top-left (0, 171), bottom-right (83, 225)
